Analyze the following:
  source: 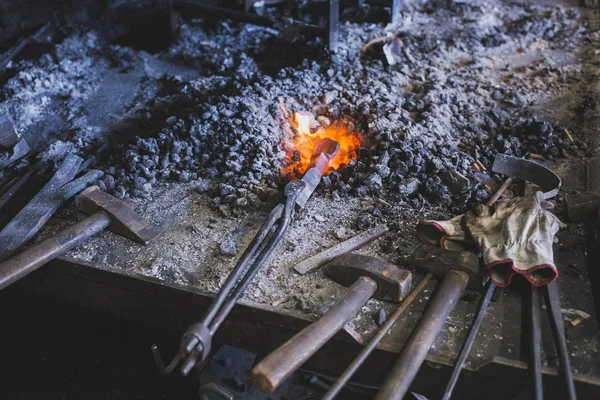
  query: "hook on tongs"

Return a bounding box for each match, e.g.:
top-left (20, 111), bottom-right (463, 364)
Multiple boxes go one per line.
top-left (151, 344), bottom-right (182, 375)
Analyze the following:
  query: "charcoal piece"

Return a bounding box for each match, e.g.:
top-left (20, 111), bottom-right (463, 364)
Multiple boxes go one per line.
top-left (376, 308), bottom-right (387, 326)
top-left (441, 170), bottom-right (470, 194)
top-left (103, 175), bottom-right (115, 191)
top-left (397, 178), bottom-right (420, 195)
top-left (333, 227), bottom-right (347, 240)
top-left (219, 237), bottom-right (238, 257)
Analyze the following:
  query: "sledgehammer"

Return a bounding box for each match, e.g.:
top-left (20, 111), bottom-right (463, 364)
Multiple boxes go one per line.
top-left (375, 246), bottom-right (482, 400)
top-left (252, 253), bottom-right (411, 392)
top-left (0, 185), bottom-right (168, 290)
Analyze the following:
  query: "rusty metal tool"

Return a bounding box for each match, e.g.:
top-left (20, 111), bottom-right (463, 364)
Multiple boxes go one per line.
top-left (0, 112), bottom-right (22, 148)
top-left (492, 153), bottom-right (561, 199)
top-left (0, 185), bottom-right (167, 290)
top-left (0, 161), bottom-right (48, 212)
top-left (0, 154), bottom-right (102, 260)
top-left (329, 0), bottom-right (339, 52)
top-left (441, 153), bottom-right (563, 400)
top-left (529, 284), bottom-right (544, 400)
top-left (252, 253), bottom-right (412, 392)
top-left (151, 138), bottom-right (340, 377)
top-left (322, 272), bottom-right (433, 400)
top-left (0, 112), bottom-right (30, 168)
top-left (375, 246), bottom-right (482, 400)
top-left (293, 225), bottom-right (389, 275)
top-left (544, 281), bottom-right (577, 400)
top-left (487, 154), bottom-right (574, 400)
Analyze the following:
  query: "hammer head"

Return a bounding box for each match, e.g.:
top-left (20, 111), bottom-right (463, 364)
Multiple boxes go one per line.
top-left (413, 245), bottom-right (483, 289)
top-left (325, 253), bottom-right (412, 303)
top-left (77, 185), bottom-right (168, 245)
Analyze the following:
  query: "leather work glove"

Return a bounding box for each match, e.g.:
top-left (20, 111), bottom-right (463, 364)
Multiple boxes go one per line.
top-left (416, 215), bottom-right (475, 251)
top-left (464, 192), bottom-right (562, 287)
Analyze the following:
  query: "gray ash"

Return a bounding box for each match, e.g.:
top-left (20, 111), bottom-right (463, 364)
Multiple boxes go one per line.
top-left (0, 0), bottom-right (591, 215)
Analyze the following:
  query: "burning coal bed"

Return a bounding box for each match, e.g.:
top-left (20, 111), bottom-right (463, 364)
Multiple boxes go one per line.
top-left (1, 0), bottom-right (597, 322)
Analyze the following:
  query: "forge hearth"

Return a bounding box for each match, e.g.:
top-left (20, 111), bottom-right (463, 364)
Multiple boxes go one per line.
top-left (1, 0), bottom-right (600, 398)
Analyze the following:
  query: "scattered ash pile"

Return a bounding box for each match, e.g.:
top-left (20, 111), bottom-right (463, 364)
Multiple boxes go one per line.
top-left (0, 0), bottom-right (593, 221)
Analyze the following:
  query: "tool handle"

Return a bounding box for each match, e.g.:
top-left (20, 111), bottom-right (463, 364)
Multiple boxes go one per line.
top-left (529, 285), bottom-right (544, 400)
top-left (545, 281), bottom-right (577, 400)
top-left (375, 270), bottom-right (469, 400)
top-left (252, 275), bottom-right (377, 392)
top-left (0, 212), bottom-right (110, 290)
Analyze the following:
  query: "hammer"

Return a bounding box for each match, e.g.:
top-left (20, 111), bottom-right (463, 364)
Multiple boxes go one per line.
top-left (375, 246), bottom-right (481, 400)
top-left (0, 185), bottom-right (167, 290)
top-left (251, 253), bottom-right (411, 392)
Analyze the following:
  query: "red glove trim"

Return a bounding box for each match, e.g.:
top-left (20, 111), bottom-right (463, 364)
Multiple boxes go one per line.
top-left (416, 221), bottom-right (446, 246)
top-left (486, 259), bottom-right (559, 287)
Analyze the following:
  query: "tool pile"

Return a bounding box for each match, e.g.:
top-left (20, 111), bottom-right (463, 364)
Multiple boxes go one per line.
top-left (0, 0), bottom-right (598, 398)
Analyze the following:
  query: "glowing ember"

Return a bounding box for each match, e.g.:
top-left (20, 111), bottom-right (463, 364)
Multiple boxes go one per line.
top-left (282, 111), bottom-right (363, 179)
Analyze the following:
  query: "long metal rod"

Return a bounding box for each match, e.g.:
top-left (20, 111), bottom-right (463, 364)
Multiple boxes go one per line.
top-left (530, 285), bottom-right (544, 400)
top-left (322, 273), bottom-right (433, 400)
top-left (441, 280), bottom-right (495, 400)
top-left (0, 161), bottom-right (46, 212)
top-left (208, 202), bottom-right (293, 335)
top-left (0, 212), bottom-right (110, 290)
top-left (375, 270), bottom-right (470, 400)
top-left (391, 0), bottom-right (402, 24)
top-left (201, 204), bottom-right (284, 326)
top-left (545, 281), bottom-right (577, 400)
top-left (329, 0), bottom-right (339, 52)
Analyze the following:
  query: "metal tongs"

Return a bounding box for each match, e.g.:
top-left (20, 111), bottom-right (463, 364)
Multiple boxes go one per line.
top-left (152, 138), bottom-right (340, 376)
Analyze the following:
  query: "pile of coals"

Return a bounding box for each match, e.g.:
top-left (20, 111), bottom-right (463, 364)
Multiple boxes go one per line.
top-left (0, 0), bottom-right (591, 214)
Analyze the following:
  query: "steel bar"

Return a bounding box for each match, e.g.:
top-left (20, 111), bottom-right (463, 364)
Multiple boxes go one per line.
top-left (0, 161), bottom-right (47, 212)
top-left (441, 280), bottom-right (495, 400)
top-left (253, 276), bottom-right (377, 392)
top-left (530, 285), bottom-right (544, 400)
top-left (0, 212), bottom-right (110, 290)
top-left (322, 272), bottom-right (433, 400)
top-left (545, 281), bottom-right (577, 400)
top-left (294, 225), bottom-right (389, 275)
top-left (176, 0), bottom-right (326, 37)
top-left (375, 270), bottom-right (470, 400)
top-left (392, 0), bottom-right (402, 24)
top-left (0, 22), bottom-right (51, 73)
top-left (201, 203), bottom-right (284, 326)
top-left (0, 154), bottom-right (81, 259)
top-left (329, 0), bottom-right (340, 52)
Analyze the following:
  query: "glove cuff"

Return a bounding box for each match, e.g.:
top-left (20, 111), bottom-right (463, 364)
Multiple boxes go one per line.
top-left (484, 241), bottom-right (558, 287)
top-left (416, 221), bottom-right (447, 246)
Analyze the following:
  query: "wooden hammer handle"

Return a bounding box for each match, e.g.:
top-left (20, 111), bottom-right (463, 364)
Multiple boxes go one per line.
top-left (252, 275), bottom-right (377, 392)
top-left (0, 212), bottom-right (110, 291)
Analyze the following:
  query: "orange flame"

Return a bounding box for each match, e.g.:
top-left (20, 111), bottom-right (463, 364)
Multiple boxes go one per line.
top-left (281, 111), bottom-right (363, 179)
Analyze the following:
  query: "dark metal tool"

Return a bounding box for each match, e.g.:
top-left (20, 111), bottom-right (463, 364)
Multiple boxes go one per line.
top-left (0, 185), bottom-right (167, 290)
top-left (293, 225), bottom-right (389, 275)
top-left (151, 138), bottom-right (340, 377)
top-left (0, 154), bottom-right (102, 260)
top-left (529, 285), bottom-right (544, 400)
top-left (441, 153), bottom-right (563, 400)
top-left (322, 272), bottom-right (433, 400)
top-left (545, 281), bottom-right (577, 399)
top-left (252, 253), bottom-right (412, 392)
top-left (492, 154), bottom-right (561, 199)
top-left (329, 0), bottom-right (339, 52)
top-left (375, 246), bottom-right (482, 400)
